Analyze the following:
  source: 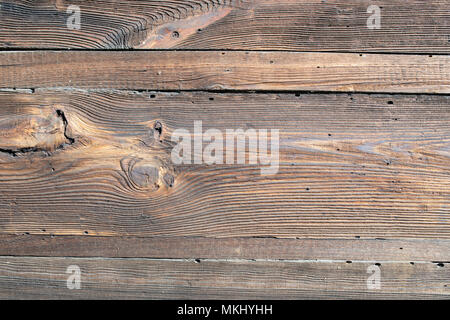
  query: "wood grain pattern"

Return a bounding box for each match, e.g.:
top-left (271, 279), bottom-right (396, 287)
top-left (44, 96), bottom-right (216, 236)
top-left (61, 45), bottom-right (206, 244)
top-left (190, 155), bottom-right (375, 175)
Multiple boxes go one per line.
top-left (0, 89), bottom-right (448, 239)
top-left (1, 51), bottom-right (449, 93)
top-left (1, 235), bottom-right (449, 262)
top-left (0, 0), bottom-right (449, 53)
top-left (1, 0), bottom-right (448, 301)
top-left (0, 257), bottom-right (448, 299)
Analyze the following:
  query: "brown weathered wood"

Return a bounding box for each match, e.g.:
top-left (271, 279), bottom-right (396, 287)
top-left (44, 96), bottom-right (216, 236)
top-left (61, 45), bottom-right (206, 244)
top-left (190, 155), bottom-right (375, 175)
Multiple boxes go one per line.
top-left (0, 257), bottom-right (448, 299)
top-left (0, 1), bottom-right (449, 53)
top-left (0, 89), bottom-right (448, 239)
top-left (0, 0), bottom-right (448, 301)
top-left (1, 235), bottom-right (449, 262)
top-left (1, 51), bottom-right (449, 93)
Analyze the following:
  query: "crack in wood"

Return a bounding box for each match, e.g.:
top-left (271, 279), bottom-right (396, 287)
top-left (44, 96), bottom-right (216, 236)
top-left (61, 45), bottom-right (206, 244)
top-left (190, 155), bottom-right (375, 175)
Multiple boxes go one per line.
top-left (0, 105), bottom-right (75, 157)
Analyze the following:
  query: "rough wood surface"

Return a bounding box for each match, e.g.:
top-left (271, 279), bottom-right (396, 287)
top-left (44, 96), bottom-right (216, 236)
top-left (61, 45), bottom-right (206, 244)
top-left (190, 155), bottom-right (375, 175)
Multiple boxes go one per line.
top-left (0, 90), bottom-right (448, 239)
top-left (1, 51), bottom-right (449, 93)
top-left (0, 257), bottom-right (448, 299)
top-left (0, 0), bottom-right (449, 297)
top-left (1, 235), bottom-right (449, 262)
top-left (0, 0), bottom-right (449, 53)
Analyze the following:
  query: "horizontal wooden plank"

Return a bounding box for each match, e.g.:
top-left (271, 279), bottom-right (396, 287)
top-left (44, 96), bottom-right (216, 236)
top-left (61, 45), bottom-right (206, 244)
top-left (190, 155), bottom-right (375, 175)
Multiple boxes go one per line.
top-left (0, 90), bottom-right (449, 240)
top-left (1, 51), bottom-right (449, 93)
top-left (0, 257), bottom-right (448, 299)
top-left (0, 1), bottom-right (449, 53)
top-left (1, 235), bottom-right (449, 262)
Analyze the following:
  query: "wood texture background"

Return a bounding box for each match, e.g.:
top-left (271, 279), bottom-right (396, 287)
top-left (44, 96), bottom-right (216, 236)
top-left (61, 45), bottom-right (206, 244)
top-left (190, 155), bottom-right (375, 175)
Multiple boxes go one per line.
top-left (0, 0), bottom-right (449, 300)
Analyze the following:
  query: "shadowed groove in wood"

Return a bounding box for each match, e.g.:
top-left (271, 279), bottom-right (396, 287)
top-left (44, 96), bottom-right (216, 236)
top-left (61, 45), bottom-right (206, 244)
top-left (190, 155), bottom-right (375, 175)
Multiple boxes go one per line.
top-left (0, 256), bottom-right (448, 299)
top-left (0, 0), bottom-right (449, 52)
top-left (0, 89), bottom-right (448, 239)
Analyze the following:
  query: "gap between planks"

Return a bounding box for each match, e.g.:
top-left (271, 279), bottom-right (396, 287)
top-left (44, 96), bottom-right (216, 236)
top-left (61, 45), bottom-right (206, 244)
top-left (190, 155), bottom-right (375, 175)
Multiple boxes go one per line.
top-left (1, 87), bottom-right (450, 96)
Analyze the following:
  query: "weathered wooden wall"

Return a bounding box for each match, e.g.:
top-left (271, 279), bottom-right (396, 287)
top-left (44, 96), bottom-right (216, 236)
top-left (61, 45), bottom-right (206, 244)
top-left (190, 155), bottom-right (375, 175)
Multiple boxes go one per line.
top-left (0, 0), bottom-right (448, 299)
